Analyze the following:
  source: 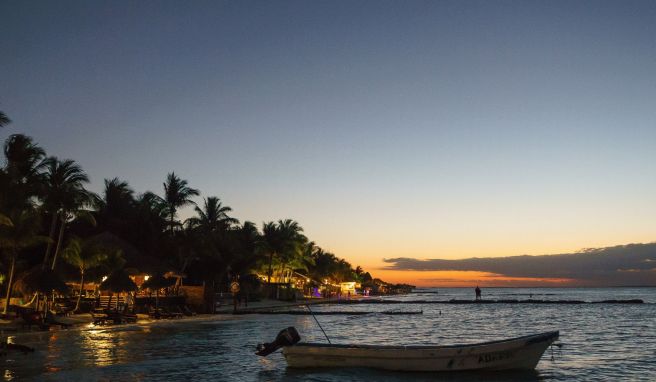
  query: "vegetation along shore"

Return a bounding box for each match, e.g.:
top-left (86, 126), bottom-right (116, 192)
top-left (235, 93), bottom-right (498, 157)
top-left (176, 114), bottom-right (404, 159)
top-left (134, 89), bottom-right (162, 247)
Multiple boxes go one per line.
top-left (0, 113), bottom-right (414, 332)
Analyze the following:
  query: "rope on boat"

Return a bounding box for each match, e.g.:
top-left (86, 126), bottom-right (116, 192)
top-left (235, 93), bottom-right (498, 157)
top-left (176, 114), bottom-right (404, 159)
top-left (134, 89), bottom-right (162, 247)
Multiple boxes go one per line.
top-left (306, 304), bottom-right (331, 344)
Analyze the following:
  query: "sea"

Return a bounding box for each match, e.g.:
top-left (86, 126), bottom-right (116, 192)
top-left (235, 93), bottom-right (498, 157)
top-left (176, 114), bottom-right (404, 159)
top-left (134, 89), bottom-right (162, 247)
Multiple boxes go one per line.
top-left (2, 287), bottom-right (655, 381)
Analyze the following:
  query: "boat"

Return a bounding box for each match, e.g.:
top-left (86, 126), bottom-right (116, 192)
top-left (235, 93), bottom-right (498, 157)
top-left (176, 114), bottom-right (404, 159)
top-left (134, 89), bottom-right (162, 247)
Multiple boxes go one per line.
top-left (256, 327), bottom-right (559, 371)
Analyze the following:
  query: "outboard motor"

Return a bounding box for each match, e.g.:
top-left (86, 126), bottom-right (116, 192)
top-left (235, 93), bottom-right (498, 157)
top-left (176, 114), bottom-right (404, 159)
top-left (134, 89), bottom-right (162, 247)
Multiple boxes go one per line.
top-left (255, 327), bottom-right (301, 356)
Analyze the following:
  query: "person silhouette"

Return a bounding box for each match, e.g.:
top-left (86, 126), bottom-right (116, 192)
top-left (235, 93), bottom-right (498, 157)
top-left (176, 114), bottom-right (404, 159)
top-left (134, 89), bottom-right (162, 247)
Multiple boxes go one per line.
top-left (475, 286), bottom-right (482, 301)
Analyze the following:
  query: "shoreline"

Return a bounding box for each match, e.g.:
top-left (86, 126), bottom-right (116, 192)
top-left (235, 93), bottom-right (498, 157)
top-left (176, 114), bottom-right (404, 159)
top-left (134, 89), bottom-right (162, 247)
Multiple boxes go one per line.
top-left (2, 312), bottom-right (239, 340)
top-left (2, 297), bottom-right (346, 336)
top-left (2, 292), bottom-right (648, 337)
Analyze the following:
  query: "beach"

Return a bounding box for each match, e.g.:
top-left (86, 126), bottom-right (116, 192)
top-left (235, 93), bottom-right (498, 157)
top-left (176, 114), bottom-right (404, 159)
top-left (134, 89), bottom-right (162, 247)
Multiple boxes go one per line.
top-left (2, 287), bottom-right (655, 381)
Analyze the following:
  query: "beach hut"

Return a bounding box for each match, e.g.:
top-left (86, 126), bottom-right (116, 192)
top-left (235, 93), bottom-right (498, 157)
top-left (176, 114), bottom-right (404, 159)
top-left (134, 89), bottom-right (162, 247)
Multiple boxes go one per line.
top-left (100, 270), bottom-right (137, 310)
top-left (14, 267), bottom-right (69, 313)
top-left (339, 281), bottom-right (357, 295)
top-left (142, 273), bottom-right (176, 308)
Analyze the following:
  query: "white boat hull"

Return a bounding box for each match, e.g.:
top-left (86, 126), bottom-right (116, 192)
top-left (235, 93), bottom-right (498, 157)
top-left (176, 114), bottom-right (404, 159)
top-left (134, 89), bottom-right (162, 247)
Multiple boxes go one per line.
top-left (282, 331), bottom-right (558, 371)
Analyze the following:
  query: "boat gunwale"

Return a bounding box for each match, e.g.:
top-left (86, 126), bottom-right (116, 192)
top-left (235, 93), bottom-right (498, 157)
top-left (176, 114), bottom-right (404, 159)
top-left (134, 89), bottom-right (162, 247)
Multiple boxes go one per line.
top-left (289, 330), bottom-right (559, 350)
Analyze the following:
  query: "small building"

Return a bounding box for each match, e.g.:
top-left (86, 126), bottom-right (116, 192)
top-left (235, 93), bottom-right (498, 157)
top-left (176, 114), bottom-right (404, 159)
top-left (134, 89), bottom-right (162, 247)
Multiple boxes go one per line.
top-left (339, 281), bottom-right (360, 295)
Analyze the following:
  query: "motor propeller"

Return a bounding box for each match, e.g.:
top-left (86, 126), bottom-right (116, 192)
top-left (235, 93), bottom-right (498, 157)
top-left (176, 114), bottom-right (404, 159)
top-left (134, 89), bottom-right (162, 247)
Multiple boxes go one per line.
top-left (255, 327), bottom-right (301, 356)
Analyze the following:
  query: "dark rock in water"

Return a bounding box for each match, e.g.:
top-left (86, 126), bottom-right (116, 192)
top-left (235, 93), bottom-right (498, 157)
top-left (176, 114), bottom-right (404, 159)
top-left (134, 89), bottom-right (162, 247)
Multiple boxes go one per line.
top-left (3, 343), bottom-right (35, 355)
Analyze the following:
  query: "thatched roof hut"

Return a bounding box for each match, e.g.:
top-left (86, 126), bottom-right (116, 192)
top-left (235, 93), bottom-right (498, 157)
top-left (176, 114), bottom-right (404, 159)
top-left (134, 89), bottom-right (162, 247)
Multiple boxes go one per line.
top-left (100, 270), bottom-right (137, 293)
top-left (15, 267), bottom-right (69, 295)
top-left (142, 273), bottom-right (176, 290)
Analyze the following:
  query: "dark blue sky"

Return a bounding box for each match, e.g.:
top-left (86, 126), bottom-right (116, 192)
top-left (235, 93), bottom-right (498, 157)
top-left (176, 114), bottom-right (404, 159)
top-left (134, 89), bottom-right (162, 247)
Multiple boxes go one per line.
top-left (2, 1), bottom-right (655, 272)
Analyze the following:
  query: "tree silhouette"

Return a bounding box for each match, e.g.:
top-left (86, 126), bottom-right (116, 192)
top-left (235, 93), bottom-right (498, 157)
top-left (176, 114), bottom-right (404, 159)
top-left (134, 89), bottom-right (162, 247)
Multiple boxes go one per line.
top-left (62, 237), bottom-right (108, 311)
top-left (163, 172), bottom-right (199, 234)
top-left (0, 111), bottom-right (10, 128)
top-left (40, 157), bottom-right (94, 270)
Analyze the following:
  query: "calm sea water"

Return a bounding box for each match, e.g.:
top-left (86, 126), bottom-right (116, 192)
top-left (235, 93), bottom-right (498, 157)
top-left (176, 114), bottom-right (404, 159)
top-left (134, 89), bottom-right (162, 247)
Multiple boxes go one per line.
top-left (3, 288), bottom-right (655, 381)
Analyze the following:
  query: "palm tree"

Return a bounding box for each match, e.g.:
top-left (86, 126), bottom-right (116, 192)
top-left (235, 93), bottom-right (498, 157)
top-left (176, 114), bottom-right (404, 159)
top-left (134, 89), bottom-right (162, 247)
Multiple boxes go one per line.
top-left (131, 192), bottom-right (168, 259)
top-left (180, 197), bottom-right (239, 284)
top-left (260, 219), bottom-right (306, 284)
top-left (0, 209), bottom-right (49, 314)
top-left (162, 172), bottom-right (199, 234)
top-left (0, 111), bottom-right (10, 128)
top-left (0, 135), bottom-right (48, 314)
top-left (187, 196), bottom-right (238, 233)
top-left (276, 220), bottom-right (308, 280)
top-left (94, 178), bottom-right (135, 237)
top-left (228, 221), bottom-right (261, 275)
top-left (175, 223), bottom-right (201, 274)
top-left (308, 248), bottom-right (339, 284)
top-left (0, 135), bottom-right (46, 212)
top-left (95, 178), bottom-right (135, 221)
top-left (260, 222), bottom-right (282, 284)
top-left (332, 258), bottom-right (355, 283)
top-left (62, 237), bottom-right (108, 312)
top-left (40, 157), bottom-right (94, 270)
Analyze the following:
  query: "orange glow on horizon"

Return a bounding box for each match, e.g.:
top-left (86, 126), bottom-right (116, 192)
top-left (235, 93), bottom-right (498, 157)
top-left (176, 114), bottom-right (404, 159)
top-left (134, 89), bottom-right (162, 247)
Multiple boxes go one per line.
top-left (371, 270), bottom-right (575, 287)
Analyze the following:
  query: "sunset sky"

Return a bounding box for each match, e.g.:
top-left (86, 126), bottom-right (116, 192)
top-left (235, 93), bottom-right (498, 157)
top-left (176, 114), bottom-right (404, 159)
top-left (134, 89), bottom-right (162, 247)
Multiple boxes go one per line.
top-left (2, 1), bottom-right (655, 286)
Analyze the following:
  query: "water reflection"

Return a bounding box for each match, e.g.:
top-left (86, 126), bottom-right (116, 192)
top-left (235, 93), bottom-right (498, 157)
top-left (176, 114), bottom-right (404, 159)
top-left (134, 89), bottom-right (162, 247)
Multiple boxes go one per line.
top-left (2, 288), bottom-right (655, 381)
top-left (4, 369), bottom-right (15, 381)
top-left (281, 368), bottom-right (545, 382)
top-left (80, 328), bottom-right (121, 367)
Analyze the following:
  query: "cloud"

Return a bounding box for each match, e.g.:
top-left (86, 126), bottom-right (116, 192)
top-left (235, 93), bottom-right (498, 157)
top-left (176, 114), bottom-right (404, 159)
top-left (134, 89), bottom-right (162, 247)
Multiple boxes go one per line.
top-left (383, 243), bottom-right (656, 286)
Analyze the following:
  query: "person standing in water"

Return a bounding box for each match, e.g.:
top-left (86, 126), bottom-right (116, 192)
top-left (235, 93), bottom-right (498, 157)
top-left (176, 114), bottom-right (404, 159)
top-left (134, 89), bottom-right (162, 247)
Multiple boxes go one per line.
top-left (475, 286), bottom-right (482, 300)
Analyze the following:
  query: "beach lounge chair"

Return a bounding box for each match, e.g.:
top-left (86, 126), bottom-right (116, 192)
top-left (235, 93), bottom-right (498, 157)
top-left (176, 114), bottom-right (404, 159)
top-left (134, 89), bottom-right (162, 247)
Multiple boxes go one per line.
top-left (166, 305), bottom-right (185, 318)
top-left (99, 308), bottom-right (138, 325)
top-left (147, 307), bottom-right (164, 319)
top-left (91, 311), bottom-right (112, 325)
top-left (161, 306), bottom-right (183, 318)
top-left (51, 302), bottom-right (74, 316)
top-left (117, 306), bottom-right (138, 323)
top-left (148, 307), bottom-right (175, 319)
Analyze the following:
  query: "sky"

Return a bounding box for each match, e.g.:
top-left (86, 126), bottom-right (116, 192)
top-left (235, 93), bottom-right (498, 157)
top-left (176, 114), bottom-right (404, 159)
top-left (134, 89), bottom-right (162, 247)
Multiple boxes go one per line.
top-left (1, 1), bottom-right (655, 286)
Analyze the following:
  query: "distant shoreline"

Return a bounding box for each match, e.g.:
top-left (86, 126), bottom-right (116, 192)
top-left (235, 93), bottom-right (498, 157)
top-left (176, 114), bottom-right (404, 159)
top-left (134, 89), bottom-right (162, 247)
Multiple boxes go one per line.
top-left (411, 285), bottom-right (656, 289)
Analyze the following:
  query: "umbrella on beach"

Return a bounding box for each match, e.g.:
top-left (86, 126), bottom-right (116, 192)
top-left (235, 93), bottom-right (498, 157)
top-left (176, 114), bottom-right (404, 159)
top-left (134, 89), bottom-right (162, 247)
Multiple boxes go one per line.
top-left (100, 270), bottom-right (137, 293)
top-left (142, 273), bottom-right (176, 308)
top-left (14, 267), bottom-right (69, 314)
top-left (100, 270), bottom-right (137, 310)
top-left (15, 267), bottom-right (69, 295)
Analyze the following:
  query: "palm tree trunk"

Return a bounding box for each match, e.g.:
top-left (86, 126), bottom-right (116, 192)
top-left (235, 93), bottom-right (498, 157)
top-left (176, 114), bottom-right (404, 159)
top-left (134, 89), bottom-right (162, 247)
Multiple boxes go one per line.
top-left (170, 210), bottom-right (175, 235)
top-left (181, 256), bottom-right (189, 273)
top-left (267, 252), bottom-right (275, 284)
top-left (75, 270), bottom-right (85, 312)
top-left (50, 212), bottom-right (66, 270)
top-left (3, 254), bottom-right (16, 315)
top-left (42, 212), bottom-right (58, 269)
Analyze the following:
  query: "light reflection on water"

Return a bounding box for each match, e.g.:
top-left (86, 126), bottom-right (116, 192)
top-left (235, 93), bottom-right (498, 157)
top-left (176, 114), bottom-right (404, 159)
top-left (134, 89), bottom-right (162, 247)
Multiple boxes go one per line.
top-left (2, 288), bottom-right (655, 381)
